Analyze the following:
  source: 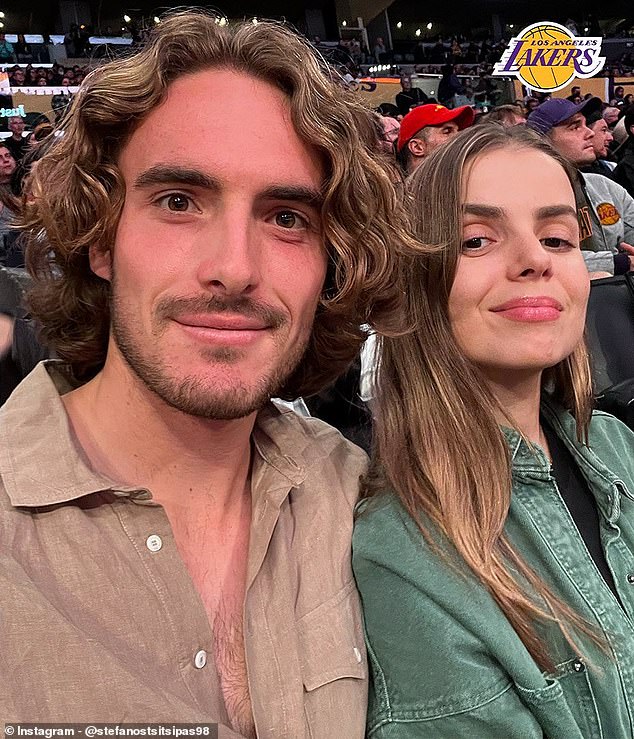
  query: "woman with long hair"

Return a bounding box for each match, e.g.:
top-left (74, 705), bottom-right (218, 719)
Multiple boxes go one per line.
top-left (354, 124), bottom-right (634, 737)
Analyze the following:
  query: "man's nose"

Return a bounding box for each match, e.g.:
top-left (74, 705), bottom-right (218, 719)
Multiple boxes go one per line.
top-left (195, 215), bottom-right (261, 295)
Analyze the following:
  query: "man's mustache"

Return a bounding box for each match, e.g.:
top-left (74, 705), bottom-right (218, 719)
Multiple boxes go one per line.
top-left (155, 295), bottom-right (287, 329)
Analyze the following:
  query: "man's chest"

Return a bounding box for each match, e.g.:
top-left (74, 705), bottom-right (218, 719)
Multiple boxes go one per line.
top-left (168, 511), bottom-right (255, 738)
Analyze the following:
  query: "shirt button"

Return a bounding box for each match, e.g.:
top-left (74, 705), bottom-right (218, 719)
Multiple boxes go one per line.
top-left (194, 650), bottom-right (207, 669)
top-left (353, 647), bottom-right (363, 663)
top-left (627, 573), bottom-right (634, 584)
top-left (572, 659), bottom-right (585, 673)
top-left (146, 534), bottom-right (163, 552)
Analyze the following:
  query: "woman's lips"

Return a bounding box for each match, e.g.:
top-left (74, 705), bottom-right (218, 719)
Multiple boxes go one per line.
top-left (490, 296), bottom-right (563, 322)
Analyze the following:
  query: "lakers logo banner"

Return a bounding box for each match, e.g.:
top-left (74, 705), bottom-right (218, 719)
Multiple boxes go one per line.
top-left (493, 22), bottom-right (605, 92)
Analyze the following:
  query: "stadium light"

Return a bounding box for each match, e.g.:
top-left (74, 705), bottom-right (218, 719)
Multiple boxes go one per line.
top-left (252, 17), bottom-right (258, 25)
top-left (415, 28), bottom-right (421, 37)
top-left (0, 12), bottom-right (5, 19)
top-left (396, 21), bottom-right (402, 29)
top-left (0, 22), bottom-right (4, 29)
top-left (509, 24), bottom-right (514, 29)
top-left (342, 20), bottom-right (347, 27)
top-left (123, 15), bottom-right (131, 23)
top-left (427, 22), bottom-right (433, 30)
top-left (153, 16), bottom-right (160, 23)
top-left (219, 17), bottom-right (227, 26)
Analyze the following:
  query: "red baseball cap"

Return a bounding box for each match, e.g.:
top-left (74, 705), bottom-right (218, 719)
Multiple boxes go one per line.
top-left (397, 104), bottom-right (475, 152)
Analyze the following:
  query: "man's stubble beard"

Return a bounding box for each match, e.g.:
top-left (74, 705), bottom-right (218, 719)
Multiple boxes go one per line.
top-left (109, 277), bottom-right (313, 421)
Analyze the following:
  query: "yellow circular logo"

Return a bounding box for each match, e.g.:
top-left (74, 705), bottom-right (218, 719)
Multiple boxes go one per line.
top-left (596, 202), bottom-right (621, 226)
top-left (518, 24), bottom-right (576, 91)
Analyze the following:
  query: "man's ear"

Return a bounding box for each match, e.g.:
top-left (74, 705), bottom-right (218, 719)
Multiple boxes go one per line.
top-left (408, 135), bottom-right (427, 159)
top-left (88, 244), bottom-right (112, 282)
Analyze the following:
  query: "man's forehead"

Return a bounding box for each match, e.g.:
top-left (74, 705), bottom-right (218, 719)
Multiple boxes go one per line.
top-left (119, 70), bottom-right (324, 190)
top-left (559, 113), bottom-right (585, 128)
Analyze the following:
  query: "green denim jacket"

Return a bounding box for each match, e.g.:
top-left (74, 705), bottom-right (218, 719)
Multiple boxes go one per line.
top-left (353, 406), bottom-right (634, 738)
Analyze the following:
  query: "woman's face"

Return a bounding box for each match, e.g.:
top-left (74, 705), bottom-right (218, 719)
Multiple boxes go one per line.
top-left (448, 147), bottom-right (589, 383)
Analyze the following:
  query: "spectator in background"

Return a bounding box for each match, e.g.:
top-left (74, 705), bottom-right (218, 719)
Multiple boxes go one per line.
top-left (611, 86), bottom-right (625, 106)
top-left (373, 36), bottom-right (387, 63)
top-left (479, 104), bottom-right (525, 126)
top-left (0, 143), bottom-right (16, 186)
top-left (525, 97), bottom-right (540, 115)
top-left (603, 106), bottom-right (620, 128)
top-left (50, 93), bottom-right (72, 123)
top-left (10, 68), bottom-right (25, 86)
top-left (14, 34), bottom-right (33, 63)
top-left (437, 64), bottom-right (463, 107)
top-left (25, 67), bottom-right (38, 85)
top-left (528, 96), bottom-right (634, 278)
top-left (64, 23), bottom-right (80, 57)
top-left (566, 85), bottom-right (581, 102)
top-left (395, 75), bottom-right (429, 116)
top-left (4, 116), bottom-right (28, 163)
top-left (0, 34), bottom-right (15, 64)
top-left (397, 103), bottom-right (474, 175)
top-left (583, 110), bottom-right (616, 178)
top-left (613, 108), bottom-right (634, 198)
top-left (474, 68), bottom-right (501, 106)
top-left (0, 143), bottom-right (17, 247)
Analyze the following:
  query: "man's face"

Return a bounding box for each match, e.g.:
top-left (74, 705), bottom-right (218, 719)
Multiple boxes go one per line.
top-left (13, 69), bottom-right (24, 85)
top-left (379, 116), bottom-right (400, 153)
top-left (425, 121), bottom-right (460, 153)
top-left (548, 113), bottom-right (595, 166)
top-left (603, 108), bottom-right (619, 127)
top-left (0, 146), bottom-right (16, 182)
top-left (590, 119), bottom-right (614, 158)
top-left (90, 69), bottom-right (327, 421)
top-left (400, 77), bottom-right (412, 92)
top-left (8, 116), bottom-right (24, 136)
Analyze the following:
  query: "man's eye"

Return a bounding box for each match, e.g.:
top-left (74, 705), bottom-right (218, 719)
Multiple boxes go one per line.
top-left (157, 194), bottom-right (194, 212)
top-left (275, 211), bottom-right (307, 229)
top-left (461, 237), bottom-right (490, 250)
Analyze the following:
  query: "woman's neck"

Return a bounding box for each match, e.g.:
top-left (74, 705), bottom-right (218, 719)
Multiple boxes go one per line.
top-left (484, 369), bottom-right (547, 451)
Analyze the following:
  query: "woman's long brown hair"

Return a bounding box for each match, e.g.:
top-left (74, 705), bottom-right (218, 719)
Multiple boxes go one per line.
top-left (365, 124), bottom-right (602, 673)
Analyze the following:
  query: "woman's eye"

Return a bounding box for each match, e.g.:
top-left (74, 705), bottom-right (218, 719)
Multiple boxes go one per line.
top-left (157, 194), bottom-right (194, 212)
top-left (461, 237), bottom-right (490, 250)
top-left (542, 237), bottom-right (574, 249)
top-left (275, 211), bottom-right (307, 230)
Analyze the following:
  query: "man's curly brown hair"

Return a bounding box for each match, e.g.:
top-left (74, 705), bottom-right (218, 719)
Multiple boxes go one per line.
top-left (23, 9), bottom-right (416, 399)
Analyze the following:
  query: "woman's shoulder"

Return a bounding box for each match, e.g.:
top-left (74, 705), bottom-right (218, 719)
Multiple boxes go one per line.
top-left (354, 493), bottom-right (422, 556)
top-left (353, 492), bottom-right (465, 593)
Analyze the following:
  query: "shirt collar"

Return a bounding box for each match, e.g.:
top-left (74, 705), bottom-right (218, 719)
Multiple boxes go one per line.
top-left (503, 401), bottom-right (634, 503)
top-left (0, 361), bottom-right (310, 509)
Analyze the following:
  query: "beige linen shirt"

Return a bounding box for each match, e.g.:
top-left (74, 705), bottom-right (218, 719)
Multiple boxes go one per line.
top-left (0, 362), bottom-right (368, 736)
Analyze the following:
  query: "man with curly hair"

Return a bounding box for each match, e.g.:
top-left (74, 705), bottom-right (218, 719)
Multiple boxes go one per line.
top-left (0, 11), bottom-right (411, 736)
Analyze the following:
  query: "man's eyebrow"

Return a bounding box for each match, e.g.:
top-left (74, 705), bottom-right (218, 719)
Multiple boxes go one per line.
top-left (259, 185), bottom-right (324, 209)
top-left (134, 165), bottom-right (221, 191)
top-left (463, 203), bottom-right (505, 219)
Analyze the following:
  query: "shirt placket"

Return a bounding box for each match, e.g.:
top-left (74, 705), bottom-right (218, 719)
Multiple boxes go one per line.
top-left (113, 494), bottom-right (227, 721)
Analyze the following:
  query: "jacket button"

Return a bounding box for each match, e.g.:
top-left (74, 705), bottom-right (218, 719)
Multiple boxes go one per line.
top-left (627, 573), bottom-right (634, 584)
top-left (572, 659), bottom-right (585, 673)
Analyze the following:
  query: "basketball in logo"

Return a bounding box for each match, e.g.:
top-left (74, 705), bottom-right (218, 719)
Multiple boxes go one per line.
top-left (518, 23), bottom-right (576, 91)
